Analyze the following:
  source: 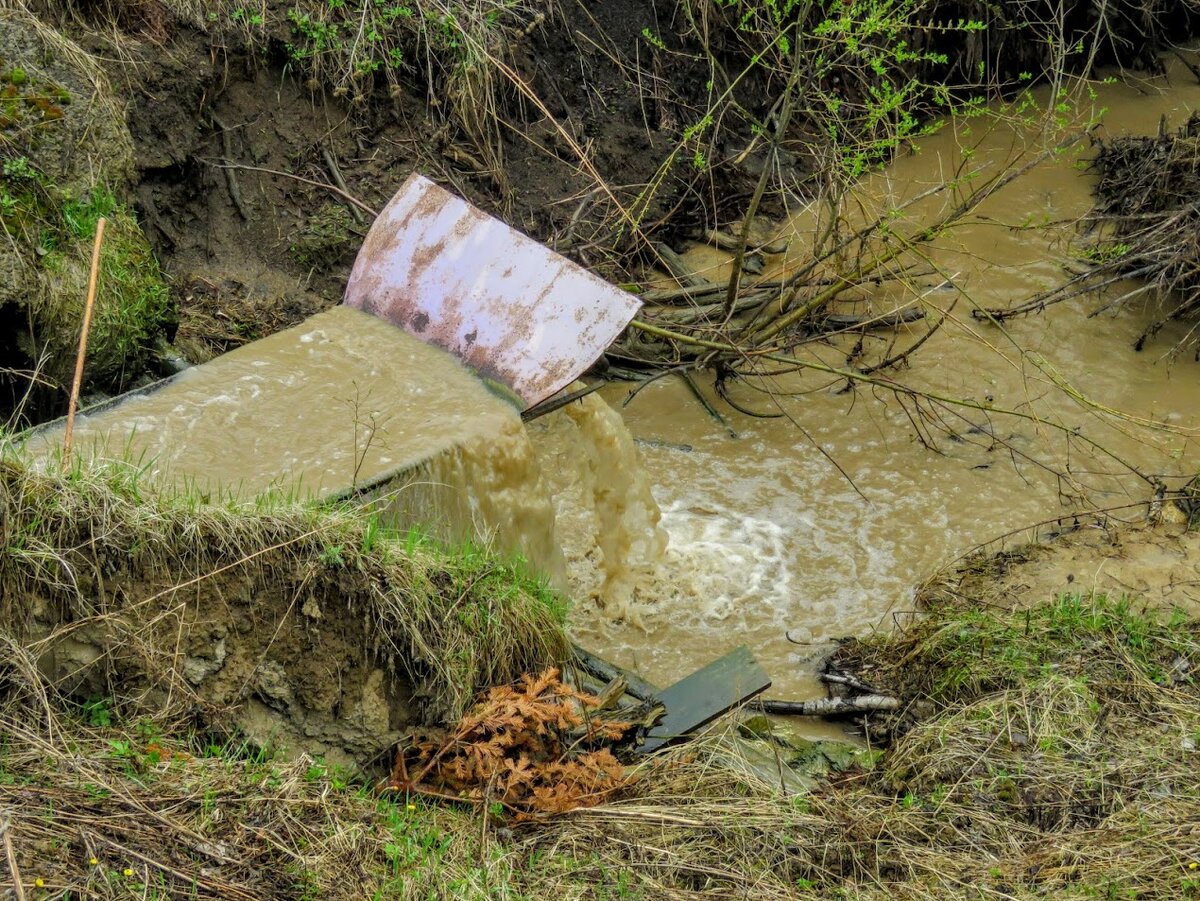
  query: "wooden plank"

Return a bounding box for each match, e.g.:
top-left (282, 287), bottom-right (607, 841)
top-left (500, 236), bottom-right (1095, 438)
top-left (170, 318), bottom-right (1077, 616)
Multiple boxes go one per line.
top-left (638, 646), bottom-right (771, 754)
top-left (571, 644), bottom-right (660, 701)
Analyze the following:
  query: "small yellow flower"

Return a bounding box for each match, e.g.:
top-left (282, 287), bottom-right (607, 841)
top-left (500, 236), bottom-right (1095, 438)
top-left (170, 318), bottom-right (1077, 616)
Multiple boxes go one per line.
top-left (123, 868), bottom-right (134, 878)
top-left (88, 857), bottom-right (98, 866)
top-left (406, 803), bottom-right (417, 811)
top-left (1191, 862), bottom-right (1199, 870)
top-left (34, 878), bottom-right (44, 888)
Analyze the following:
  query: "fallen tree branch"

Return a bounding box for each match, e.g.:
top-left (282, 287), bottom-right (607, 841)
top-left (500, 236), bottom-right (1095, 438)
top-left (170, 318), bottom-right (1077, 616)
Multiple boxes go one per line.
top-left (753, 695), bottom-right (899, 716)
top-left (521, 382), bottom-right (604, 422)
top-left (705, 228), bottom-right (788, 256)
top-left (204, 159), bottom-right (380, 219)
top-left (822, 307), bottom-right (926, 328)
top-left (655, 243), bottom-right (709, 288)
top-left (749, 130), bottom-right (1090, 345)
top-left (625, 318), bottom-right (1158, 485)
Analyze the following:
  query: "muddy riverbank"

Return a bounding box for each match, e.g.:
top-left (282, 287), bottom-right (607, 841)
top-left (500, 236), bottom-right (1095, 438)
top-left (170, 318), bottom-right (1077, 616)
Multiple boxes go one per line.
top-left (3, 506), bottom-right (1198, 899)
top-left (5, 4), bottom-right (1200, 895)
top-left (7, 3), bottom-right (1200, 897)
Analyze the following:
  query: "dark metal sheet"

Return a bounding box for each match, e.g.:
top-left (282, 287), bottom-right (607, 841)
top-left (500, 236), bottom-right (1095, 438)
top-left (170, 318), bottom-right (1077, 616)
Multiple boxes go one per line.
top-left (639, 646), bottom-right (772, 754)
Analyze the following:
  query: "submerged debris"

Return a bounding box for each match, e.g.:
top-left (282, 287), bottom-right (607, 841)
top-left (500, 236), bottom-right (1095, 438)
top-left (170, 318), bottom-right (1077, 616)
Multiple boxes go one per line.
top-left (1090, 113), bottom-right (1200, 348)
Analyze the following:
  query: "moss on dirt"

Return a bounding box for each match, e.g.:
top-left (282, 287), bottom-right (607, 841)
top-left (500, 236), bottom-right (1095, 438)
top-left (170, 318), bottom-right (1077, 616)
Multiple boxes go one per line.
top-left (6, 183), bottom-right (171, 391)
top-left (289, 200), bottom-right (356, 272)
top-left (0, 8), bottom-right (169, 415)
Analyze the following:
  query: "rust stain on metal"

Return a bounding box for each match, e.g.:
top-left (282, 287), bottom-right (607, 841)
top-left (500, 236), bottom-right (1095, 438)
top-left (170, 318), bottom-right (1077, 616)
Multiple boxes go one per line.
top-left (344, 173), bottom-right (642, 409)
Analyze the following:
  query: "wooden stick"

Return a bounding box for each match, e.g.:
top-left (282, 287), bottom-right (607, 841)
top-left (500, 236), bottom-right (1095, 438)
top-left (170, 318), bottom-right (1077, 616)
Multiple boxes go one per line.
top-left (571, 644), bottom-right (660, 702)
top-left (822, 308), bottom-right (926, 329)
top-left (211, 115), bottom-right (251, 221)
top-left (2, 820), bottom-right (26, 901)
top-left (654, 243), bottom-right (708, 288)
top-left (63, 216), bottom-right (106, 466)
top-left (208, 161), bottom-right (379, 218)
top-left (819, 671), bottom-right (880, 694)
top-left (704, 228), bottom-right (789, 256)
top-left (752, 695), bottom-right (899, 717)
top-left (521, 382), bottom-right (604, 422)
top-left (322, 146), bottom-right (365, 224)
top-left (591, 676), bottom-right (628, 712)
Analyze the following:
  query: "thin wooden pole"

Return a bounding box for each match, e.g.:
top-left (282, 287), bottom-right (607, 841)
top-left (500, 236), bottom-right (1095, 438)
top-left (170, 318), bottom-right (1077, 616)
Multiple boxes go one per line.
top-left (63, 216), bottom-right (106, 465)
top-left (2, 819), bottom-right (27, 901)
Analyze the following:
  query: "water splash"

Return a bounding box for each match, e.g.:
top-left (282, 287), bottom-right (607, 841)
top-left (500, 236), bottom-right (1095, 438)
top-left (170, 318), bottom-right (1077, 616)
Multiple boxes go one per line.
top-left (558, 392), bottom-right (668, 623)
top-left (647, 500), bottom-right (793, 626)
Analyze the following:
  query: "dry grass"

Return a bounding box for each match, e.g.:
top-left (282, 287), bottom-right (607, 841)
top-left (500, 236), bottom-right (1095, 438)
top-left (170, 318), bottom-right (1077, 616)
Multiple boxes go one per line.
top-left (4, 486), bottom-right (1200, 899)
top-left (820, 589), bottom-right (1200, 899)
top-left (0, 641), bottom-right (397, 900)
top-left (0, 635), bottom-right (567, 900)
top-left (17, 0), bottom-right (549, 186)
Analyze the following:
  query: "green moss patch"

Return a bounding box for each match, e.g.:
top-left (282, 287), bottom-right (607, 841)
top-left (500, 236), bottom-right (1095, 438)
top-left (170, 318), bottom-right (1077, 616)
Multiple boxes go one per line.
top-left (4, 177), bottom-right (171, 391)
top-left (0, 9), bottom-right (166, 414)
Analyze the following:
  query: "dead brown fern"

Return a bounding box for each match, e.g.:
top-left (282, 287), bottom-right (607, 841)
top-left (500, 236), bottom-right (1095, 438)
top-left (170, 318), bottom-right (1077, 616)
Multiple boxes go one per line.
top-left (390, 668), bottom-right (633, 817)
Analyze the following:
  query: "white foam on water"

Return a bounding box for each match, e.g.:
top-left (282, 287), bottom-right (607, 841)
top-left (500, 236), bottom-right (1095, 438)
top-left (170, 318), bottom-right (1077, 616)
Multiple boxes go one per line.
top-left (645, 499), bottom-right (793, 627)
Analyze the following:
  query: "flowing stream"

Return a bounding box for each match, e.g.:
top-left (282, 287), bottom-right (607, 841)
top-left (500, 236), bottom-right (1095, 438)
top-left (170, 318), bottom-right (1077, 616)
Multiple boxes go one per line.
top-left (540, 57), bottom-right (1200, 712)
top-left (26, 306), bottom-right (570, 581)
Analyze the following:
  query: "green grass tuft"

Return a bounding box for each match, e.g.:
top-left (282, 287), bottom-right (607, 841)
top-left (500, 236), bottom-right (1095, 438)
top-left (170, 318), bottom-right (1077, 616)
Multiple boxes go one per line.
top-left (868, 592), bottom-right (1200, 708)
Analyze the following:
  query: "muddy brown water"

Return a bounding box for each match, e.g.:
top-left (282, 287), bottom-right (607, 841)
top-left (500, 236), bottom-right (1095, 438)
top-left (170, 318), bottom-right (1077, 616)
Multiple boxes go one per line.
top-left (539, 60), bottom-right (1200, 724)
